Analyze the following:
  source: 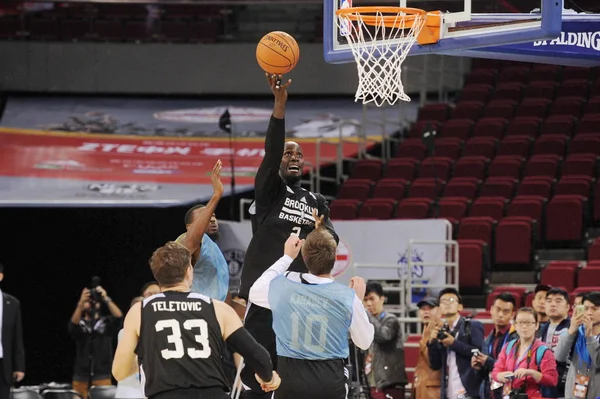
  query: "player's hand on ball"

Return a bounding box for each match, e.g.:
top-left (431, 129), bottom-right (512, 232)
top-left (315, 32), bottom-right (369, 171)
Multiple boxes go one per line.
top-left (312, 209), bottom-right (325, 230)
top-left (266, 73), bottom-right (291, 103)
top-left (349, 277), bottom-right (367, 299)
top-left (255, 371), bottom-right (281, 392)
top-left (211, 159), bottom-right (224, 197)
top-left (284, 233), bottom-right (304, 259)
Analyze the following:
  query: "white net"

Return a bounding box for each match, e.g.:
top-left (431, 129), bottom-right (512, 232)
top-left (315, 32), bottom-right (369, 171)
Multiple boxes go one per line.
top-left (336, 8), bottom-right (426, 107)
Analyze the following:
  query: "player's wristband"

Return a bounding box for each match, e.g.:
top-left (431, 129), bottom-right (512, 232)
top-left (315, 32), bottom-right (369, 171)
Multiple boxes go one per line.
top-left (226, 327), bottom-right (273, 383)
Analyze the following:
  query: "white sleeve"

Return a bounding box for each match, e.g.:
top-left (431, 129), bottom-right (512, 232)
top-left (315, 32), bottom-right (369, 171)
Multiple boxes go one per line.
top-left (248, 255), bottom-right (294, 310)
top-left (349, 295), bottom-right (374, 350)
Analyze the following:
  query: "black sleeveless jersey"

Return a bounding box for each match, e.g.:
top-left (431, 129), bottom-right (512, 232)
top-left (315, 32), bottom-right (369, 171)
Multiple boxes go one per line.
top-left (136, 291), bottom-right (228, 398)
top-left (238, 116), bottom-right (338, 300)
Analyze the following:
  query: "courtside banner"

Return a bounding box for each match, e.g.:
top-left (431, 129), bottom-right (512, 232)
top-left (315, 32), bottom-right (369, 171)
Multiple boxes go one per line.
top-left (0, 128), bottom-right (371, 206)
top-left (218, 219), bottom-right (448, 303)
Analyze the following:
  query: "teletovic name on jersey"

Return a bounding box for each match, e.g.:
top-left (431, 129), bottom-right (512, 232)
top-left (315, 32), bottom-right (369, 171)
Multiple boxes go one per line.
top-left (150, 301), bottom-right (203, 312)
top-left (279, 196), bottom-right (316, 225)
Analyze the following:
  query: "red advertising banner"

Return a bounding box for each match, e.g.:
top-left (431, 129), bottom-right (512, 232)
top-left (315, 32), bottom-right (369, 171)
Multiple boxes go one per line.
top-left (0, 128), bottom-right (376, 206)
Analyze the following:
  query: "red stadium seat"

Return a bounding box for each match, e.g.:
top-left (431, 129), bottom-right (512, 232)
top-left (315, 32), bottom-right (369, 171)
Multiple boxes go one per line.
top-left (458, 216), bottom-right (495, 247)
top-left (350, 159), bottom-right (383, 180)
top-left (417, 104), bottom-right (452, 122)
top-left (337, 179), bottom-right (372, 201)
top-left (396, 138), bottom-right (427, 161)
top-left (497, 136), bottom-right (533, 158)
top-left (384, 158), bottom-right (419, 180)
top-left (329, 199), bottom-right (360, 220)
top-left (480, 177), bottom-right (517, 199)
top-left (372, 179), bottom-right (406, 201)
top-left (358, 198), bottom-right (396, 220)
top-left (440, 119), bottom-right (475, 141)
top-left (453, 156), bottom-right (488, 180)
top-left (495, 216), bottom-right (534, 265)
top-left (470, 197), bottom-right (506, 221)
top-left (395, 198), bottom-right (433, 219)
top-left (473, 118), bottom-right (507, 140)
top-left (505, 117), bottom-right (541, 138)
top-left (546, 195), bottom-right (587, 243)
top-left (444, 178), bottom-right (479, 200)
top-left (517, 176), bottom-right (553, 199)
top-left (488, 156), bottom-right (523, 179)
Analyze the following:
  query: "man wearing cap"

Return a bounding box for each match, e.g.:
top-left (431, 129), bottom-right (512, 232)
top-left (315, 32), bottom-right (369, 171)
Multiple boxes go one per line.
top-left (414, 297), bottom-right (441, 399)
top-left (362, 282), bottom-right (408, 399)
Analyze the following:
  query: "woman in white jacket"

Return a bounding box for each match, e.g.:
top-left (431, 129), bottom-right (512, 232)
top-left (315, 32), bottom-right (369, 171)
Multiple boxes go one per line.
top-left (115, 296), bottom-right (145, 399)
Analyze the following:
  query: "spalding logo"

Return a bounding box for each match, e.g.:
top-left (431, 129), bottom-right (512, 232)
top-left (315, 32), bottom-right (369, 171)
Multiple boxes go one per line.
top-left (266, 34), bottom-right (289, 52)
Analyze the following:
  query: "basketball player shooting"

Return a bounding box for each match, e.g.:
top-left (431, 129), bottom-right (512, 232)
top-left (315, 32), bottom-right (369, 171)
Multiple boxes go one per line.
top-left (239, 73), bottom-right (338, 398)
top-left (112, 241), bottom-right (280, 399)
top-left (248, 212), bottom-right (374, 399)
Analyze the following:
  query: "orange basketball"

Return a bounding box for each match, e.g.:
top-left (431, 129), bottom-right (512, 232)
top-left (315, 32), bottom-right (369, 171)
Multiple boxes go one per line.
top-left (256, 31), bottom-right (300, 75)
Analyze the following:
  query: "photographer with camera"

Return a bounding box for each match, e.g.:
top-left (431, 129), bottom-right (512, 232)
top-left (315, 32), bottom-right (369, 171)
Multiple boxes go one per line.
top-left (427, 288), bottom-right (484, 399)
top-left (69, 278), bottom-right (123, 399)
top-left (492, 307), bottom-right (558, 399)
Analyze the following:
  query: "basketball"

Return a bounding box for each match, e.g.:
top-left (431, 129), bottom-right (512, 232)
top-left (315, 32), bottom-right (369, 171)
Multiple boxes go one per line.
top-left (256, 31), bottom-right (300, 75)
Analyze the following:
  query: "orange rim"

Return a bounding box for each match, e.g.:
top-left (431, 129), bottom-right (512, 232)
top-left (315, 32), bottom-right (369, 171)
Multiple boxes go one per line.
top-left (336, 6), bottom-right (427, 29)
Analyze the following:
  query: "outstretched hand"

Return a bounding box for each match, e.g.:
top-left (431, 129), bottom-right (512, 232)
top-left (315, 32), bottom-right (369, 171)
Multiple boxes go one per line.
top-left (211, 159), bottom-right (224, 197)
top-left (312, 209), bottom-right (325, 230)
top-left (284, 233), bottom-right (304, 259)
top-left (267, 73), bottom-right (291, 104)
top-left (349, 277), bottom-right (366, 299)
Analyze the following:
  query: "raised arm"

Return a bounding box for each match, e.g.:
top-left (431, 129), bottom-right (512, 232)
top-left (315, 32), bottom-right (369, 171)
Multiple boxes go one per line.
top-left (317, 194), bottom-right (339, 243)
top-left (254, 74), bottom-right (291, 209)
top-left (181, 160), bottom-right (224, 265)
top-left (112, 302), bottom-right (141, 381)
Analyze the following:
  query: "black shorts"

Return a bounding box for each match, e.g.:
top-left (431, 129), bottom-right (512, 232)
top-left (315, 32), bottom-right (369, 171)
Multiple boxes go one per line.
top-left (274, 356), bottom-right (348, 399)
top-left (150, 387), bottom-right (229, 399)
top-left (240, 304), bottom-right (277, 397)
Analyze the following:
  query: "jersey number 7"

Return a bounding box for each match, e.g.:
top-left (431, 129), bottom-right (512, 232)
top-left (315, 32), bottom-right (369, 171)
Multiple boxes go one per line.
top-left (155, 319), bottom-right (212, 360)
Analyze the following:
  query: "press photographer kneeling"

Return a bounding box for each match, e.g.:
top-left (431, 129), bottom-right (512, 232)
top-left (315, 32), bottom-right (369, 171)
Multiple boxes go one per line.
top-left (491, 307), bottom-right (558, 399)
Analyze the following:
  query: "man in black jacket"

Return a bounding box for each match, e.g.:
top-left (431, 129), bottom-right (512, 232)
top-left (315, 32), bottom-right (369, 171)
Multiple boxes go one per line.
top-left (239, 74), bottom-right (338, 399)
top-left (0, 263), bottom-right (25, 399)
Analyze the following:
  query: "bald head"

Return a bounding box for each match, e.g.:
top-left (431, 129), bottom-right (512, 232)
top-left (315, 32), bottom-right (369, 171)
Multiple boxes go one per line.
top-left (280, 141), bottom-right (304, 184)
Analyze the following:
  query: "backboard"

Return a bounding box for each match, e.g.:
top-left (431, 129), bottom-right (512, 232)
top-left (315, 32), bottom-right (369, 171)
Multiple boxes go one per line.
top-left (324, 0), bottom-right (564, 64)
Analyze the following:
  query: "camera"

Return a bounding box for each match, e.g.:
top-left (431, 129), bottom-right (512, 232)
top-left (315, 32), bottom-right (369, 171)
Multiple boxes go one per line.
top-left (471, 349), bottom-right (480, 357)
top-left (89, 276), bottom-right (103, 303)
top-left (437, 324), bottom-right (450, 340)
top-left (508, 385), bottom-right (527, 399)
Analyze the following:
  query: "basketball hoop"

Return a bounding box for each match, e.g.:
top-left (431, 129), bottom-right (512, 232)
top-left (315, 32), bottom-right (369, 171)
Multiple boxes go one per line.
top-left (336, 7), bottom-right (440, 107)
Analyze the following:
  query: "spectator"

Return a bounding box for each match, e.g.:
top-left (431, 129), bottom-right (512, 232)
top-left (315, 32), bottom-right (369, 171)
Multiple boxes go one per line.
top-left (362, 282), bottom-right (408, 399)
top-left (555, 291), bottom-right (600, 399)
top-left (115, 296), bottom-right (144, 399)
top-left (471, 292), bottom-right (518, 399)
top-left (532, 284), bottom-right (550, 323)
top-left (0, 262), bottom-right (25, 399)
top-left (413, 297), bottom-right (441, 399)
top-left (69, 284), bottom-right (123, 399)
top-left (492, 307), bottom-right (558, 398)
top-left (140, 281), bottom-right (160, 298)
top-left (573, 291), bottom-right (587, 310)
top-left (428, 288), bottom-right (484, 399)
top-left (538, 287), bottom-right (571, 397)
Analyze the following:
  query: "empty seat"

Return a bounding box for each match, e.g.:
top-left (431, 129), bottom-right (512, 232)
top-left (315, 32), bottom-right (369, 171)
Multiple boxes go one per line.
top-left (517, 176), bottom-right (553, 198)
top-left (329, 199), bottom-right (360, 220)
top-left (470, 197), bottom-right (506, 221)
top-left (577, 266), bottom-right (600, 288)
top-left (488, 155), bottom-right (523, 179)
top-left (457, 239), bottom-right (488, 291)
top-left (440, 119), bottom-right (475, 140)
top-left (337, 179), bottom-right (372, 201)
top-left (491, 83), bottom-right (524, 102)
top-left (434, 138), bottom-right (463, 159)
top-left (372, 178), bottom-right (406, 201)
top-left (458, 216), bottom-right (495, 246)
top-left (438, 197), bottom-right (470, 224)
top-left (505, 117), bottom-right (542, 138)
top-left (396, 138), bottom-right (427, 161)
top-left (562, 154), bottom-right (597, 178)
top-left (384, 158), bottom-right (418, 180)
top-left (497, 136), bottom-right (533, 158)
top-left (556, 79), bottom-right (590, 99)
top-left (418, 157), bottom-right (453, 181)
top-left (459, 84), bottom-right (493, 104)
top-left (466, 69), bottom-right (496, 86)
top-left (358, 198), bottom-right (396, 219)
top-left (541, 116), bottom-right (576, 137)
top-left (351, 159), bottom-right (383, 180)
top-left (524, 81), bottom-right (557, 101)
top-left (495, 216), bottom-right (534, 265)
top-left (444, 177), bottom-right (479, 200)
top-left (541, 266), bottom-right (576, 292)
top-left (550, 96), bottom-right (586, 118)
top-left (452, 101), bottom-right (485, 120)
top-left (463, 136), bottom-right (497, 158)
top-left (577, 115), bottom-right (600, 135)
top-left (473, 118), bottom-right (507, 140)
top-left (570, 136), bottom-right (600, 157)
top-left (594, 181), bottom-right (600, 223)
top-left (496, 66), bottom-right (529, 85)
top-left (408, 178), bottom-right (443, 200)
top-left (483, 100), bottom-right (517, 120)
top-left (480, 177), bottom-right (517, 200)
top-left (584, 96), bottom-right (600, 115)
top-left (529, 65), bottom-right (560, 83)
top-left (555, 175), bottom-right (592, 197)
top-left (523, 155), bottom-right (560, 178)
top-left (563, 67), bottom-right (592, 82)
top-left (588, 238), bottom-right (600, 261)
top-left (515, 98), bottom-right (551, 119)
top-left (453, 156), bottom-right (488, 180)
top-left (418, 104), bottom-right (451, 122)
top-left (546, 195), bottom-right (587, 243)
top-left (532, 134), bottom-right (568, 157)
top-left (507, 195), bottom-right (546, 239)
top-left (395, 198), bottom-right (433, 219)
